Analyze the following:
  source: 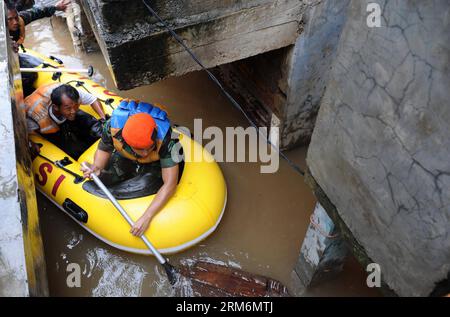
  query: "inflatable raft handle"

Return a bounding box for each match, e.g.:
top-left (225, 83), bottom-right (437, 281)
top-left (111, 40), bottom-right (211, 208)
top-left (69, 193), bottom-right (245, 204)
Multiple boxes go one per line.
top-left (49, 55), bottom-right (63, 65)
top-left (63, 199), bottom-right (88, 223)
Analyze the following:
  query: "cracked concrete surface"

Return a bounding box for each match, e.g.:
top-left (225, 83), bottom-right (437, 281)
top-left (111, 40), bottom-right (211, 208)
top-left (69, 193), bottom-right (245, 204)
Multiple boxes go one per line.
top-left (282, 0), bottom-right (350, 147)
top-left (307, 0), bottom-right (450, 296)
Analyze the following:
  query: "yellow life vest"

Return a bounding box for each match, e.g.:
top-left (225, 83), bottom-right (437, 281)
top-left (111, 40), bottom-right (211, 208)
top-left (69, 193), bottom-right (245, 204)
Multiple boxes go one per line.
top-left (24, 83), bottom-right (61, 134)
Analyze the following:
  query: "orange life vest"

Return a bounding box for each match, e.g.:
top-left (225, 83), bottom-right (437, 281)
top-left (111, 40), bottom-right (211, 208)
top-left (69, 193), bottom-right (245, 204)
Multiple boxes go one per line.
top-left (16, 16), bottom-right (26, 45)
top-left (24, 83), bottom-right (61, 134)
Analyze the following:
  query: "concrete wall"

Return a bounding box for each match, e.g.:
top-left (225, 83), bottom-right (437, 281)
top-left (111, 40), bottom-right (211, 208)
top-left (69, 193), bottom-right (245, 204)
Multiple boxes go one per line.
top-left (211, 47), bottom-right (291, 145)
top-left (66, 1), bottom-right (100, 53)
top-left (81, 0), bottom-right (304, 90)
top-left (79, 0), bottom-right (349, 148)
top-left (307, 0), bottom-right (450, 296)
top-left (213, 0), bottom-right (350, 149)
top-left (0, 3), bottom-right (48, 296)
top-left (282, 0), bottom-right (350, 147)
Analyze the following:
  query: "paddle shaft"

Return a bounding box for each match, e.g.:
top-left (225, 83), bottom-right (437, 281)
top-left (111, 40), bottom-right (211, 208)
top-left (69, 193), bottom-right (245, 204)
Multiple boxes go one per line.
top-left (20, 66), bottom-right (94, 77)
top-left (88, 171), bottom-right (168, 265)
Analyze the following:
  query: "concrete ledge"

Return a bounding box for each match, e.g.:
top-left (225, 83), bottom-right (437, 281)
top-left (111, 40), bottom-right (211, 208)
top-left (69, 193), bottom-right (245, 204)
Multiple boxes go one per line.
top-left (81, 0), bottom-right (304, 89)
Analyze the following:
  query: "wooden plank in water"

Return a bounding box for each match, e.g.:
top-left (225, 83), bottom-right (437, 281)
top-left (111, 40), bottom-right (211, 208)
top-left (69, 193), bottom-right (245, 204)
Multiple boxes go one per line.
top-left (178, 261), bottom-right (291, 297)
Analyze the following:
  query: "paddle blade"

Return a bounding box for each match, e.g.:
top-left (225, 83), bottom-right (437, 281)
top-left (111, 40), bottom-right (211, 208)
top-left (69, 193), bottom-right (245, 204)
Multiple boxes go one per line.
top-left (162, 262), bottom-right (180, 285)
top-left (177, 261), bottom-right (290, 297)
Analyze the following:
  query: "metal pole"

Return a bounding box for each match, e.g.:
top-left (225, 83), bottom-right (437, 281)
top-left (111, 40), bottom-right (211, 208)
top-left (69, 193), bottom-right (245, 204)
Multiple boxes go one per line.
top-left (20, 65), bottom-right (94, 77)
top-left (86, 167), bottom-right (168, 265)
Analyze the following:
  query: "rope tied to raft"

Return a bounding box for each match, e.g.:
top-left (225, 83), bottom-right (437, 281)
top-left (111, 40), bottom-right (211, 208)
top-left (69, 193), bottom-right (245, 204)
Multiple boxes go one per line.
top-left (142, 0), bottom-right (305, 177)
top-left (62, 80), bottom-right (115, 111)
top-left (309, 214), bottom-right (339, 239)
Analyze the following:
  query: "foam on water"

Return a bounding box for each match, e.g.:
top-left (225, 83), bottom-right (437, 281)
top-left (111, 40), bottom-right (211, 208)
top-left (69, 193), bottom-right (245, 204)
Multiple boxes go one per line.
top-left (86, 248), bottom-right (148, 297)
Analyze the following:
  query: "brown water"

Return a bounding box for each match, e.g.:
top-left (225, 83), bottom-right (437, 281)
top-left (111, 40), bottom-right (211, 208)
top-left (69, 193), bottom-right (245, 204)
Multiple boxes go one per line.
top-left (25, 16), bottom-right (380, 297)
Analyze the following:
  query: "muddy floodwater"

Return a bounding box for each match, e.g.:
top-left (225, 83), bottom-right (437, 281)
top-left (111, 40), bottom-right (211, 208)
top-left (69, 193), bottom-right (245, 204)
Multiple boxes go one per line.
top-left (26, 16), bottom-right (379, 297)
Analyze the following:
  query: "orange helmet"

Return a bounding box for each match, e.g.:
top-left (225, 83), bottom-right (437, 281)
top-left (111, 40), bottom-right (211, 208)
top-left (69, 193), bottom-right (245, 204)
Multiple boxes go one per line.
top-left (122, 112), bottom-right (157, 149)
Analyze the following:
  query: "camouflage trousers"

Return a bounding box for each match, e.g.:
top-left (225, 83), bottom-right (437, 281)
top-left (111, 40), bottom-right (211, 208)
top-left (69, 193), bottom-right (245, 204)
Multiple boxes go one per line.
top-left (98, 151), bottom-right (162, 187)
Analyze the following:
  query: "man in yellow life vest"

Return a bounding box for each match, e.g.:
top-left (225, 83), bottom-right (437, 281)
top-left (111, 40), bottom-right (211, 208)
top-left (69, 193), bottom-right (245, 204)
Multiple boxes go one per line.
top-left (81, 100), bottom-right (183, 237)
top-left (25, 83), bottom-right (106, 158)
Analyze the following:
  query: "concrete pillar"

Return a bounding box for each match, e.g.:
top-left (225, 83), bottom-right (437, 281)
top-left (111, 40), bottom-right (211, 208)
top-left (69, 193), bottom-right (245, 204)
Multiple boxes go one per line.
top-left (294, 202), bottom-right (348, 288)
top-left (306, 0), bottom-right (450, 296)
top-left (281, 0), bottom-right (350, 148)
top-left (0, 2), bottom-right (48, 296)
top-left (66, 1), bottom-right (99, 53)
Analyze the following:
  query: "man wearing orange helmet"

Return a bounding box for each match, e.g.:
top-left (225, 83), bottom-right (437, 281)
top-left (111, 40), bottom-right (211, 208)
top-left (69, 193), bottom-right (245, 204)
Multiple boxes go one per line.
top-left (81, 100), bottom-right (182, 237)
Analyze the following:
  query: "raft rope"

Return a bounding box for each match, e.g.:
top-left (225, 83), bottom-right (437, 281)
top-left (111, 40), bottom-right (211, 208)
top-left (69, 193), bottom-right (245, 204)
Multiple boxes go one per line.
top-left (40, 58), bottom-right (114, 110)
top-left (62, 80), bottom-right (115, 111)
top-left (142, 0), bottom-right (305, 176)
top-left (309, 214), bottom-right (339, 239)
top-left (38, 154), bottom-right (84, 184)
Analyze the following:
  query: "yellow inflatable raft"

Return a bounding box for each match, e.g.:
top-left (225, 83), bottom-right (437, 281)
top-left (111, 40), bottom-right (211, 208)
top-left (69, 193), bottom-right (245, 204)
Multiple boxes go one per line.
top-left (22, 48), bottom-right (227, 255)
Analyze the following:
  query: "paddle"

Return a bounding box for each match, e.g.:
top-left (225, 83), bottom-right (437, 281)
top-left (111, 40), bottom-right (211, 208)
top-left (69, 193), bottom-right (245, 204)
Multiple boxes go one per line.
top-left (81, 162), bottom-right (179, 284)
top-left (81, 162), bottom-right (290, 296)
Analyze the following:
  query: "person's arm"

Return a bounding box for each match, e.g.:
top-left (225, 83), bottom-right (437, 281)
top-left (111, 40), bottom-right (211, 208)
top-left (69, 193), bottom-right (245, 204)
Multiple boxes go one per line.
top-left (77, 87), bottom-right (106, 119)
top-left (19, 7), bottom-right (55, 25)
top-left (130, 164), bottom-right (179, 236)
top-left (19, 0), bottom-right (70, 25)
top-left (81, 118), bottom-right (113, 177)
top-left (90, 99), bottom-right (106, 120)
top-left (81, 148), bottom-right (111, 178)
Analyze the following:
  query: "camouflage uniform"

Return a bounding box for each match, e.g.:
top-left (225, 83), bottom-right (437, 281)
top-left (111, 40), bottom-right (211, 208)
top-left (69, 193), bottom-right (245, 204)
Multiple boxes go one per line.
top-left (97, 119), bottom-right (183, 187)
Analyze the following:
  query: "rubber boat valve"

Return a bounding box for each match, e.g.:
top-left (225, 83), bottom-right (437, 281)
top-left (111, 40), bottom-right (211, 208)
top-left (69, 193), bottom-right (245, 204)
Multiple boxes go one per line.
top-left (87, 65), bottom-right (94, 77)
